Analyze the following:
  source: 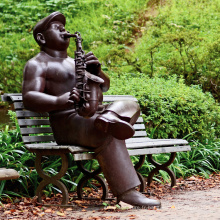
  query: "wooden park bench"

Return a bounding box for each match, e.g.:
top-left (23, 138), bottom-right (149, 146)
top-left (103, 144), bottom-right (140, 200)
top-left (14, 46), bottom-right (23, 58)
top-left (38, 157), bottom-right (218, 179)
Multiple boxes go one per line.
top-left (1, 93), bottom-right (191, 205)
top-left (0, 168), bottom-right (19, 181)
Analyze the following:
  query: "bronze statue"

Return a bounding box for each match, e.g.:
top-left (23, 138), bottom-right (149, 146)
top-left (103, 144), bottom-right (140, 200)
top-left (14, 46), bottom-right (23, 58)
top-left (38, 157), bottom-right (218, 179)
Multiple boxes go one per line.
top-left (22, 11), bottom-right (161, 208)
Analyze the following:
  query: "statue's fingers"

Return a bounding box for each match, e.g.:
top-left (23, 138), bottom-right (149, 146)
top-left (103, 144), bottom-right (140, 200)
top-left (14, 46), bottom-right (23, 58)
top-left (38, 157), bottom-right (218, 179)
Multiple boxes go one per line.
top-left (70, 88), bottom-right (80, 96)
top-left (67, 100), bottom-right (74, 104)
top-left (85, 55), bottom-right (98, 61)
top-left (85, 60), bottom-right (101, 66)
top-left (84, 51), bottom-right (93, 58)
top-left (69, 93), bottom-right (80, 102)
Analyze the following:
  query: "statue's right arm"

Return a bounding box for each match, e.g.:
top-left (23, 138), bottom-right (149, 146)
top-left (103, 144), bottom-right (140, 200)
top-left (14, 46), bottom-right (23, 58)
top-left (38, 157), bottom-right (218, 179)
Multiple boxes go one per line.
top-left (22, 60), bottom-right (73, 113)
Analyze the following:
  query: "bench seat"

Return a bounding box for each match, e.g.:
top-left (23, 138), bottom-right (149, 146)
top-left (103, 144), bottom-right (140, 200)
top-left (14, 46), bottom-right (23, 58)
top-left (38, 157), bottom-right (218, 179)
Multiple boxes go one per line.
top-left (0, 168), bottom-right (19, 181)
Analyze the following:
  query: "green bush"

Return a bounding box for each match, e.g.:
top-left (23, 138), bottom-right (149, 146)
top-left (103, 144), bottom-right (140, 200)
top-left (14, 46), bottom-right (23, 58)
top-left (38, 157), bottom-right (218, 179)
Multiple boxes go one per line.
top-left (134, 0), bottom-right (220, 100)
top-left (107, 73), bottom-right (220, 141)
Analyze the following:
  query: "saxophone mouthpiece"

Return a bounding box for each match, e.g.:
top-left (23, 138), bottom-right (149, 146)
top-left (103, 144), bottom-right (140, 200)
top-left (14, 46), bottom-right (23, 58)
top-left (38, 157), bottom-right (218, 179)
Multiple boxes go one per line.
top-left (62, 33), bottom-right (77, 38)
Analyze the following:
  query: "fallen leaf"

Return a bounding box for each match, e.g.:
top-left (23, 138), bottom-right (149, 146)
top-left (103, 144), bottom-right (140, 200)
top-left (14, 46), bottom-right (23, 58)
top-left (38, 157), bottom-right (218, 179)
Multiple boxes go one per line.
top-left (171, 205), bottom-right (175, 209)
top-left (44, 209), bottom-right (52, 213)
top-left (32, 210), bottom-right (38, 215)
top-left (105, 206), bottom-right (117, 210)
top-left (74, 200), bottom-right (84, 204)
top-left (119, 201), bottom-right (133, 210)
top-left (57, 211), bottom-right (66, 217)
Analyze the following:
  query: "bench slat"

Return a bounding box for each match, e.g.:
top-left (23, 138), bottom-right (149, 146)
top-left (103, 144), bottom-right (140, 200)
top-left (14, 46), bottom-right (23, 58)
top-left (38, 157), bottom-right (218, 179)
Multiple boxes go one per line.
top-left (0, 168), bottom-right (20, 180)
top-left (133, 131), bottom-right (147, 137)
top-left (20, 127), bottom-right (53, 135)
top-left (9, 95), bottom-right (23, 102)
top-left (73, 145), bottom-right (191, 161)
top-left (136, 117), bottom-right (144, 123)
top-left (126, 139), bottom-right (189, 148)
top-left (14, 102), bottom-right (24, 110)
top-left (16, 110), bottom-right (49, 118)
top-left (103, 95), bottom-right (137, 102)
top-left (25, 142), bottom-right (89, 153)
top-left (126, 138), bottom-right (188, 144)
top-left (127, 145), bottom-right (191, 156)
top-left (9, 94), bottom-right (137, 102)
top-left (22, 135), bottom-right (55, 144)
top-left (133, 124), bottom-right (145, 130)
top-left (18, 119), bottom-right (50, 126)
top-left (3, 94), bottom-right (138, 102)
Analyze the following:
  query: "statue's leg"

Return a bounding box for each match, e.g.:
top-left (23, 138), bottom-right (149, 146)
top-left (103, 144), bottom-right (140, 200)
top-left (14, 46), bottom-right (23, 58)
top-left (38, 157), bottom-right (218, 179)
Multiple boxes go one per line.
top-left (95, 138), bottom-right (161, 208)
top-left (94, 101), bottom-right (141, 140)
top-left (103, 100), bottom-right (141, 125)
top-left (95, 138), bottom-right (140, 196)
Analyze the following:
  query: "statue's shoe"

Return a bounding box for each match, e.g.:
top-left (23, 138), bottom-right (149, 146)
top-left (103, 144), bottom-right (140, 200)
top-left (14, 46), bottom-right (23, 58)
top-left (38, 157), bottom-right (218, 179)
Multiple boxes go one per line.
top-left (118, 189), bottom-right (161, 209)
top-left (94, 114), bottom-right (135, 140)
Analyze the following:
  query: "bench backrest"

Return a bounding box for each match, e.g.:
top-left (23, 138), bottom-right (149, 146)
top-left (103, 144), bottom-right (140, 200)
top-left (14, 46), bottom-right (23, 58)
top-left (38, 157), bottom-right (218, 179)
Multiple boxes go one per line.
top-left (1, 94), bottom-right (147, 145)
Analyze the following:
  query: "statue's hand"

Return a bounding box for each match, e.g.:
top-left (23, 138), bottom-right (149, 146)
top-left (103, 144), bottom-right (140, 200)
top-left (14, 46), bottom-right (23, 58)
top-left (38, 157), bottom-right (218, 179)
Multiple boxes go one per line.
top-left (84, 52), bottom-right (101, 76)
top-left (56, 88), bottom-right (80, 109)
top-left (68, 87), bottom-right (80, 104)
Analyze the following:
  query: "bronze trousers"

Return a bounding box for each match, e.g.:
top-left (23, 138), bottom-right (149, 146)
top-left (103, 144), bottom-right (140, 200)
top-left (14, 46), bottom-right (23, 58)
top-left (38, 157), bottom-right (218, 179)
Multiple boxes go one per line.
top-left (49, 100), bottom-right (141, 196)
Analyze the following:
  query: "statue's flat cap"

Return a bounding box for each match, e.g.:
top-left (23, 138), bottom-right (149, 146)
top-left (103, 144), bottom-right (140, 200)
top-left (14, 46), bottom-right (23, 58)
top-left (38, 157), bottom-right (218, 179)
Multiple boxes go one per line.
top-left (33, 11), bottom-right (66, 41)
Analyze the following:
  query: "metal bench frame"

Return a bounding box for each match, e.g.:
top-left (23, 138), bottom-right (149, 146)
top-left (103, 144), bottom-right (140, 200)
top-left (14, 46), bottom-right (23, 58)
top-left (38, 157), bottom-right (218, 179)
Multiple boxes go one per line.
top-left (1, 93), bottom-right (191, 205)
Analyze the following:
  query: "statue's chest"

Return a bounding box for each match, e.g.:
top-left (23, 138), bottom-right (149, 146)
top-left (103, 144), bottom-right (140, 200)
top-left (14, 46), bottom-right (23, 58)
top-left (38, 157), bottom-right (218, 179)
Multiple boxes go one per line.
top-left (46, 59), bottom-right (76, 83)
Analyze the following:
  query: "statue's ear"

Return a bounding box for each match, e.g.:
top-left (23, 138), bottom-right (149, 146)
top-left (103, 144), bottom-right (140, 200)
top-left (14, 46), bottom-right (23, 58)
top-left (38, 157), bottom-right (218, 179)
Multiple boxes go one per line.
top-left (36, 33), bottom-right (46, 45)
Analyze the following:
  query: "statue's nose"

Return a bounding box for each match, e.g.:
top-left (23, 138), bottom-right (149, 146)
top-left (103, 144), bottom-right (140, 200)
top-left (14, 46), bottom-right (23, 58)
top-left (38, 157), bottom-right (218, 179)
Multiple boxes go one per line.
top-left (60, 26), bottom-right (65, 32)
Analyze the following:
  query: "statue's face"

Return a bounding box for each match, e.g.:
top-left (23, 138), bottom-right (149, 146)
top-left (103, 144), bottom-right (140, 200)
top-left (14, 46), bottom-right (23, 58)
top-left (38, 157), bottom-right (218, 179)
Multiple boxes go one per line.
top-left (43, 21), bottom-right (70, 51)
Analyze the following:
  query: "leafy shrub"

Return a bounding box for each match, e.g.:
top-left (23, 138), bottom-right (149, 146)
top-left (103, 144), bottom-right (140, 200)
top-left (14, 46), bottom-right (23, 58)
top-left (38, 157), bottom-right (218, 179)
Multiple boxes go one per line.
top-left (107, 73), bottom-right (220, 141)
top-left (134, 0), bottom-right (220, 100)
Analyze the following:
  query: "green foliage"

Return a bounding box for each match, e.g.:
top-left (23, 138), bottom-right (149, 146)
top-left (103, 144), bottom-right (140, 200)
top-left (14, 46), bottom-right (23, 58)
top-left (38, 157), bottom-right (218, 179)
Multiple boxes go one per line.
top-left (108, 73), bottom-right (220, 141)
top-left (134, 0), bottom-right (220, 100)
top-left (174, 140), bottom-right (220, 178)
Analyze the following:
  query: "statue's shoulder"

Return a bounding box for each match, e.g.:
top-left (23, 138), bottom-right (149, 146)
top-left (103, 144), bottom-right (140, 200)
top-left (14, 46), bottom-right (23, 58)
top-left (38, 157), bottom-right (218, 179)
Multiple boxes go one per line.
top-left (28, 51), bottom-right (48, 63)
top-left (26, 52), bottom-right (47, 66)
top-left (24, 52), bottom-right (47, 74)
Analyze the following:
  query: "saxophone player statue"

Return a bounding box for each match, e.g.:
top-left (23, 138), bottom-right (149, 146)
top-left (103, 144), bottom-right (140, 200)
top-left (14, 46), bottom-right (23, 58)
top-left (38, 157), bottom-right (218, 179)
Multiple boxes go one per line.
top-left (22, 11), bottom-right (161, 208)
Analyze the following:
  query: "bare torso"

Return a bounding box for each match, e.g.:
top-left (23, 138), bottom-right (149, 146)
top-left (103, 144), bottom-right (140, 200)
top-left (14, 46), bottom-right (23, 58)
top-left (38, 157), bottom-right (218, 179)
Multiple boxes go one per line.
top-left (34, 51), bottom-right (76, 96)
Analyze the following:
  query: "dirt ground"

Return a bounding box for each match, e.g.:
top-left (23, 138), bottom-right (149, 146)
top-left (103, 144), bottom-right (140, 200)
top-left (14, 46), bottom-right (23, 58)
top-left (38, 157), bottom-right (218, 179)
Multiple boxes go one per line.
top-left (66, 187), bottom-right (220, 220)
top-left (1, 174), bottom-right (220, 219)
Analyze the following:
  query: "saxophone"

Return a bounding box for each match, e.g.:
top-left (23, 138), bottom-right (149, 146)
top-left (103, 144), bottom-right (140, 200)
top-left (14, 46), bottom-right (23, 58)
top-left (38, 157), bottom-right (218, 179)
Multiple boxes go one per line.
top-left (64, 32), bottom-right (104, 118)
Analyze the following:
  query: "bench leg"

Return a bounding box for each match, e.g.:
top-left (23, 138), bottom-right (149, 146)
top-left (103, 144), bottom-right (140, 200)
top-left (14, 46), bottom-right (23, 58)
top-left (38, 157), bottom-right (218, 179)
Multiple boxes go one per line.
top-left (76, 161), bottom-right (109, 200)
top-left (35, 152), bottom-right (69, 205)
top-left (134, 155), bottom-right (146, 192)
top-left (147, 153), bottom-right (176, 187)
